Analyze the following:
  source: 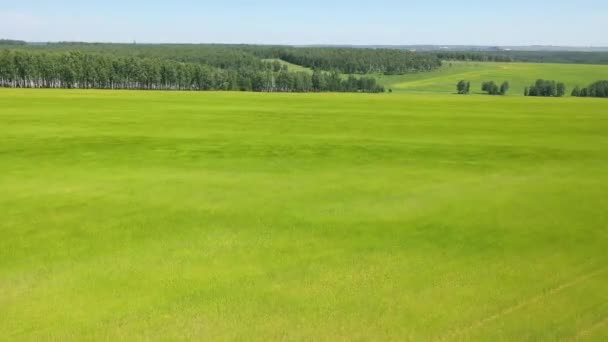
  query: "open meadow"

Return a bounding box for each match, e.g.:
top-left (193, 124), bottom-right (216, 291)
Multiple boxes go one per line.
top-left (1, 89), bottom-right (607, 340)
top-left (377, 61), bottom-right (608, 95)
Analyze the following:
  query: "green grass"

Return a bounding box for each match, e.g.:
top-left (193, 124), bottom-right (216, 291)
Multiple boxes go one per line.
top-left (1, 89), bottom-right (607, 340)
top-left (262, 58), bottom-right (314, 74)
top-left (377, 61), bottom-right (608, 95)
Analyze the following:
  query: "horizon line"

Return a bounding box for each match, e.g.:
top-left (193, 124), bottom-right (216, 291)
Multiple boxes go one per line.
top-left (2, 38), bottom-right (608, 49)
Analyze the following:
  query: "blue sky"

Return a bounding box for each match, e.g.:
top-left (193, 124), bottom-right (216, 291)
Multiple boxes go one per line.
top-left (1, 1), bottom-right (607, 46)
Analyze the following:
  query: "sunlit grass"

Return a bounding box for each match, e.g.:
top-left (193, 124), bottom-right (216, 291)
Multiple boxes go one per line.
top-left (377, 61), bottom-right (608, 95)
top-left (1, 89), bottom-right (607, 340)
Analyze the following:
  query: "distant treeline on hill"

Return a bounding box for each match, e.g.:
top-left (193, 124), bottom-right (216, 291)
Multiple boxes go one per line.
top-left (2, 41), bottom-right (608, 69)
top-left (248, 47), bottom-right (442, 74)
top-left (0, 42), bottom-right (442, 75)
top-left (0, 39), bottom-right (27, 46)
top-left (430, 50), bottom-right (608, 65)
top-left (0, 50), bottom-right (384, 93)
top-left (433, 52), bottom-right (514, 62)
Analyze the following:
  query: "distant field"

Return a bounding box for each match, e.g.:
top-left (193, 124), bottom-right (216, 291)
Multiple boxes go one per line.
top-left (1, 89), bottom-right (607, 340)
top-left (377, 61), bottom-right (608, 95)
top-left (262, 58), bottom-right (314, 74)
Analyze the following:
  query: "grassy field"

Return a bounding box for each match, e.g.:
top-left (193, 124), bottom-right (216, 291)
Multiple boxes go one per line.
top-left (1, 89), bottom-right (607, 340)
top-left (262, 58), bottom-right (314, 74)
top-left (377, 61), bottom-right (608, 95)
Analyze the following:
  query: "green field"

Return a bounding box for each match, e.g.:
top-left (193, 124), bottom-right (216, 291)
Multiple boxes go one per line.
top-left (377, 61), bottom-right (608, 95)
top-left (1, 89), bottom-right (607, 340)
top-left (262, 58), bottom-right (314, 74)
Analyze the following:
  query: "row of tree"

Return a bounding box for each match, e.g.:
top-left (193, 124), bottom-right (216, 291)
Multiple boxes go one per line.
top-left (0, 43), bottom-right (443, 75)
top-left (571, 81), bottom-right (608, 98)
top-left (432, 51), bottom-right (608, 65)
top-left (524, 80), bottom-right (566, 97)
top-left (457, 79), bottom-right (608, 98)
top-left (456, 80), bottom-right (510, 95)
top-left (261, 47), bottom-right (442, 75)
top-left (2, 43), bottom-right (270, 71)
top-left (482, 81), bottom-right (510, 95)
top-left (0, 50), bottom-right (384, 92)
top-left (435, 52), bottom-right (514, 62)
top-left (3, 42), bottom-right (608, 69)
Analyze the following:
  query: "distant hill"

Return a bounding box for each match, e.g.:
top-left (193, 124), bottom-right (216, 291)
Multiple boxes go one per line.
top-left (298, 45), bottom-right (608, 52)
top-left (0, 39), bottom-right (26, 45)
top-left (2, 39), bottom-right (606, 52)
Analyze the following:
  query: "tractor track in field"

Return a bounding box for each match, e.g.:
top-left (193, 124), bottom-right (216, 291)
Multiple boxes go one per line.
top-left (437, 266), bottom-right (607, 341)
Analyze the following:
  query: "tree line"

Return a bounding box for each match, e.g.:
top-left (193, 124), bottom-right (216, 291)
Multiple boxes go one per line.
top-left (434, 52), bottom-right (514, 62)
top-left (456, 80), bottom-right (509, 95)
top-left (524, 80), bottom-right (566, 97)
top-left (0, 50), bottom-right (384, 93)
top-left (3, 41), bottom-right (608, 70)
top-left (432, 51), bottom-right (608, 65)
top-left (253, 47), bottom-right (442, 74)
top-left (482, 81), bottom-right (510, 95)
top-left (0, 39), bottom-right (26, 45)
top-left (525, 79), bottom-right (608, 98)
top-left (571, 81), bottom-right (608, 98)
top-left (494, 51), bottom-right (608, 65)
top-left (457, 78), bottom-right (608, 98)
top-left (0, 43), bottom-right (442, 75)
